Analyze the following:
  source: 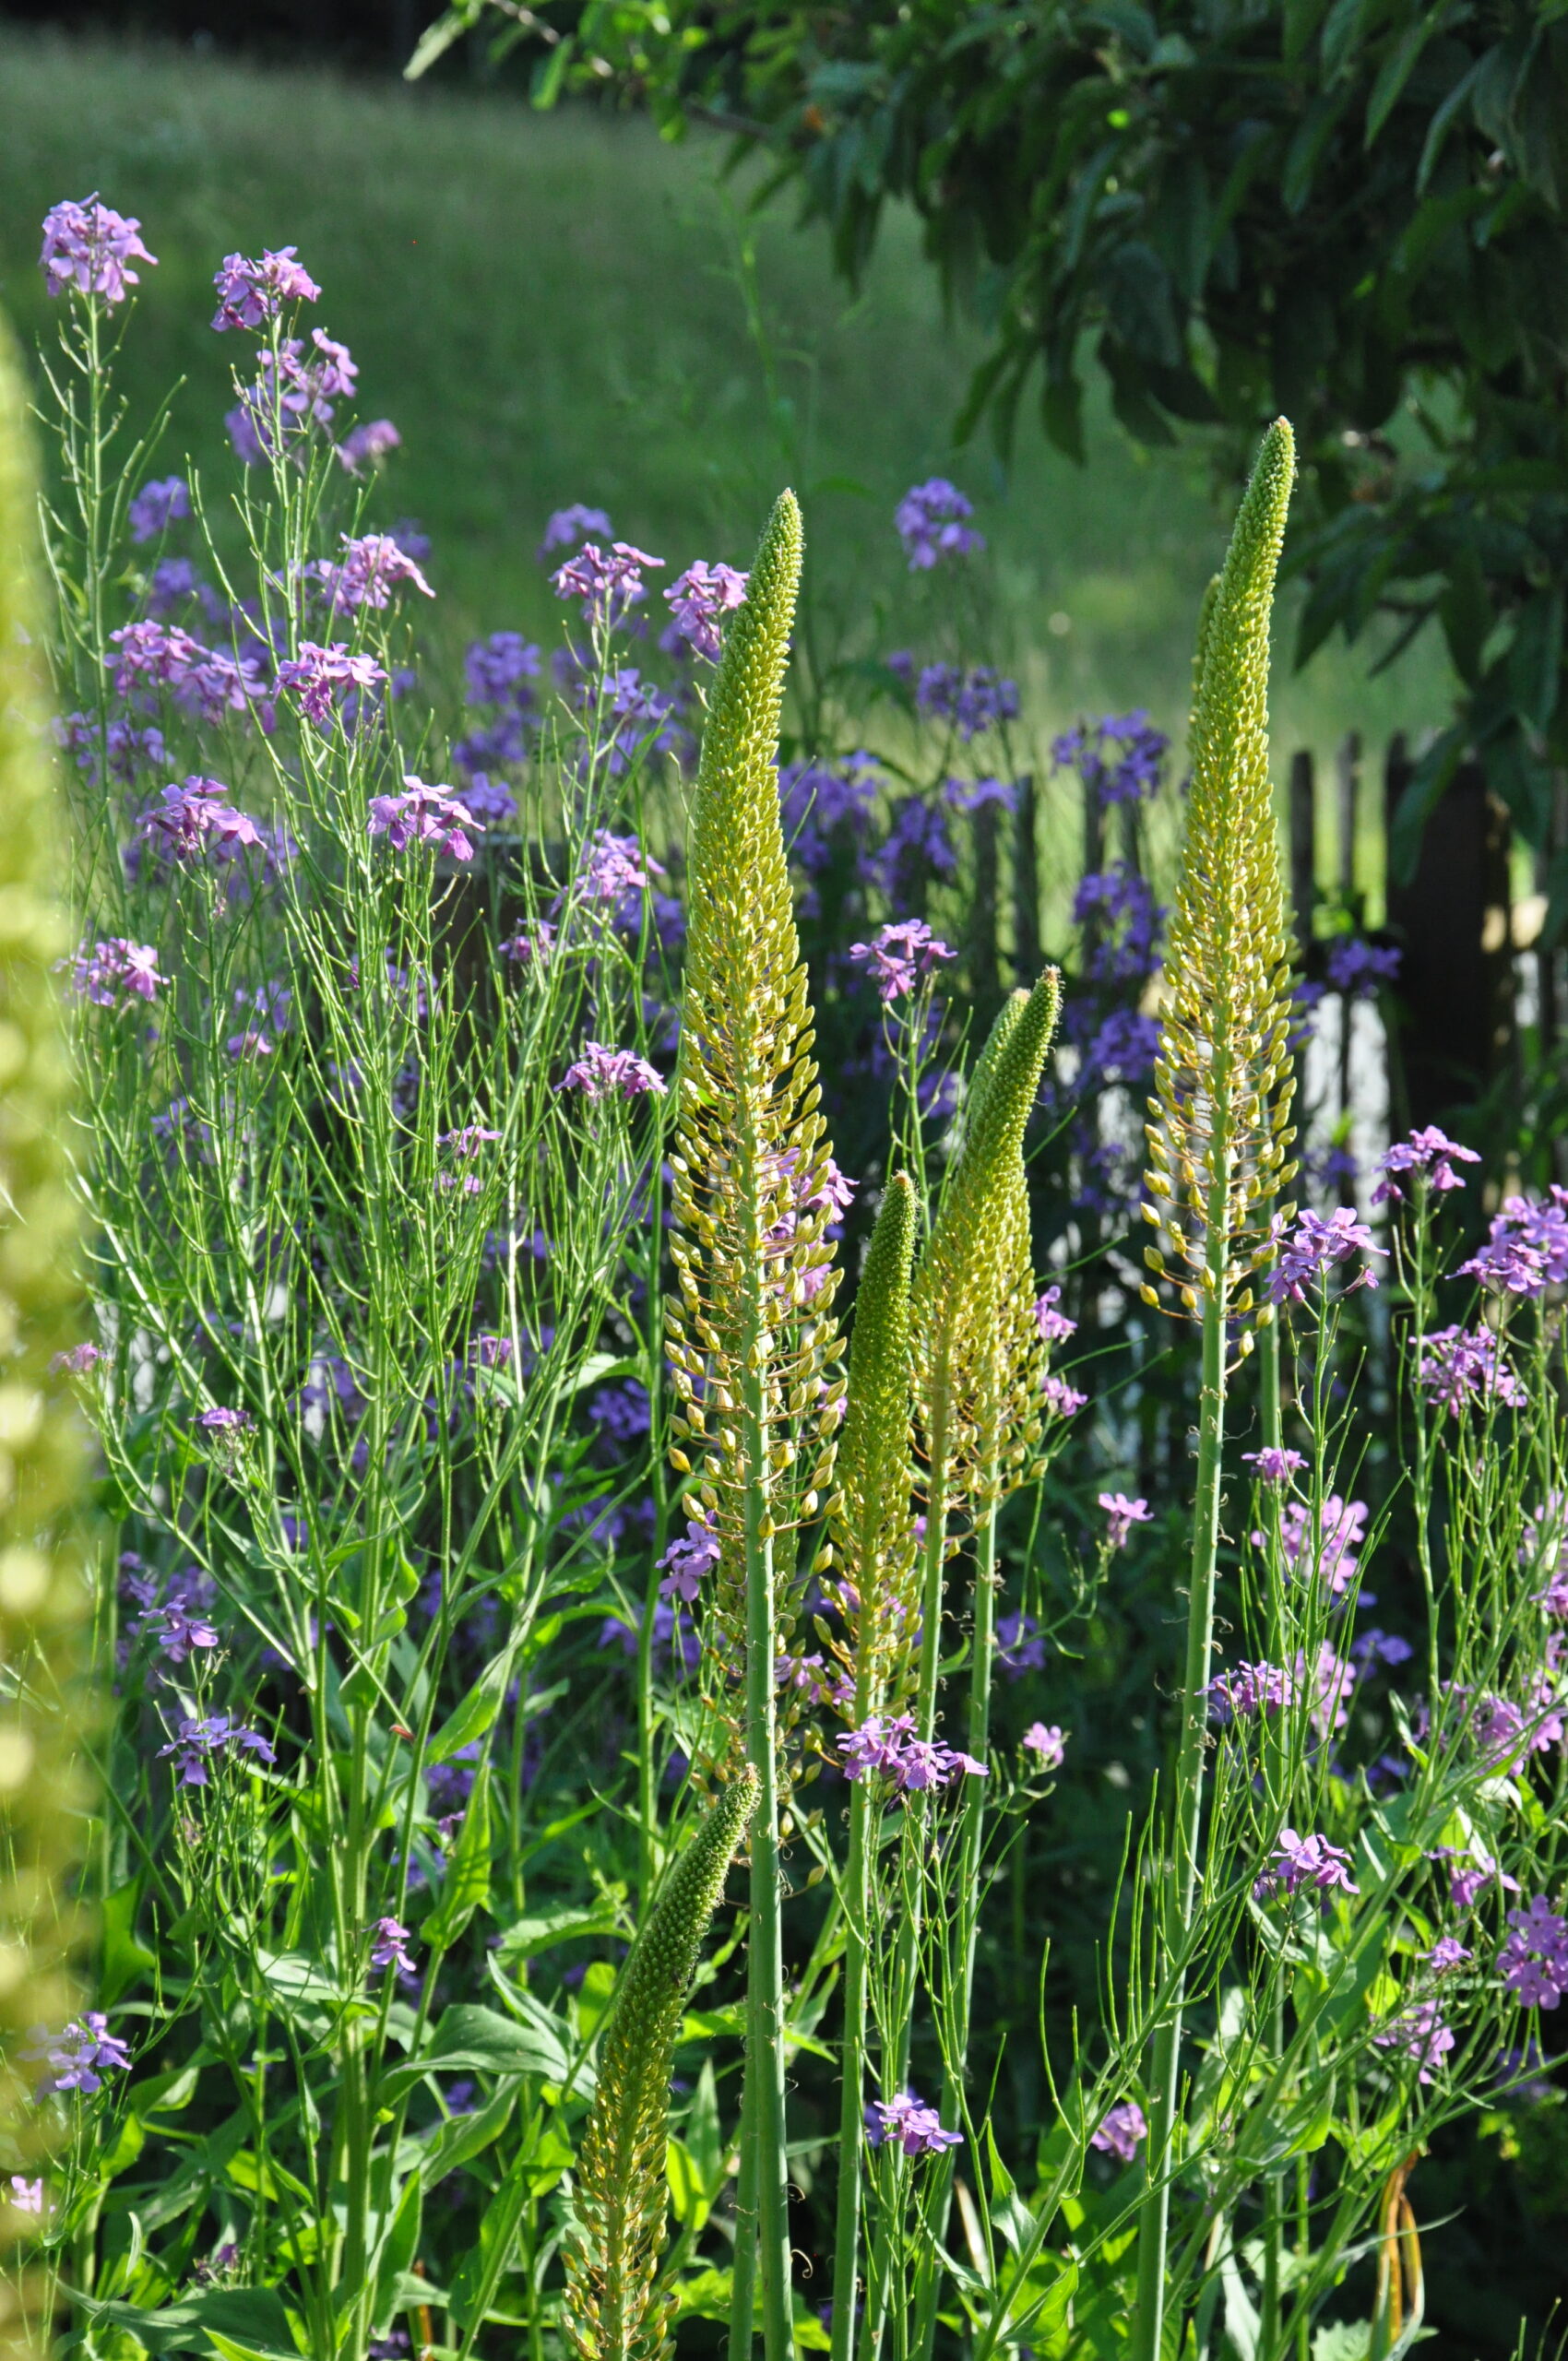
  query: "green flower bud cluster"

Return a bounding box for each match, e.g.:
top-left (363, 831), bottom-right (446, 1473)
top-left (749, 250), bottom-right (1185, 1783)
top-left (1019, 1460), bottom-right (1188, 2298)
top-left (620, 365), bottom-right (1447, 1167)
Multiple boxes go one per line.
top-left (564, 1766), bottom-right (759, 2361)
top-left (1140, 419), bottom-right (1299, 1348)
top-left (911, 971), bottom-right (1063, 1519)
top-left (0, 321), bottom-right (91, 2357)
top-left (665, 490), bottom-right (846, 1760)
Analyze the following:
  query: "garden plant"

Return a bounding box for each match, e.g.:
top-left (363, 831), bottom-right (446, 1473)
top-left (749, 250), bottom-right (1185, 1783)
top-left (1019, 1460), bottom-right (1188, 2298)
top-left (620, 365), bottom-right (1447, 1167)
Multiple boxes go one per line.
top-left (0, 194), bottom-right (1565, 2361)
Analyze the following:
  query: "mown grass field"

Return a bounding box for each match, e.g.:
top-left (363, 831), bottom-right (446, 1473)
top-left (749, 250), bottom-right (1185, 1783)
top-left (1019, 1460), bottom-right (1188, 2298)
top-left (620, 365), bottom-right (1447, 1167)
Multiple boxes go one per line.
top-left (0, 27), bottom-right (1450, 808)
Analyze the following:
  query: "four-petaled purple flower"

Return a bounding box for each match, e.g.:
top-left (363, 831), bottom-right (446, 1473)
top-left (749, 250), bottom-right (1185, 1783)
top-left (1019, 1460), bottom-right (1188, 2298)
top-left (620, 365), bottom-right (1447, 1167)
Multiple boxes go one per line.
top-left (129, 475), bottom-right (190, 544)
top-left (1458, 1190), bottom-right (1568, 1298)
top-left (146, 1602), bottom-right (220, 1663)
top-left (1042, 1374), bottom-right (1087, 1420)
top-left (1032, 1286), bottom-right (1076, 1345)
top-left (277, 641), bottom-right (387, 729)
top-left (210, 246), bottom-right (321, 331)
top-left (23, 2012), bottom-right (131, 2094)
top-left (1242, 1447), bottom-right (1307, 1486)
top-left (1373, 1999), bottom-right (1454, 2082)
top-left (538, 504), bottom-right (613, 559)
top-left (138, 777), bottom-right (264, 863)
top-left (8, 2177), bottom-right (43, 2213)
top-left (1022, 1722), bottom-right (1066, 1769)
top-left (552, 540), bottom-right (664, 629)
top-left (316, 533), bottom-right (434, 614)
top-left (848, 919), bottom-right (957, 1003)
top-left (40, 196), bottom-right (156, 305)
top-left (836, 1713), bottom-right (986, 1794)
top-left (369, 778), bottom-right (481, 862)
top-left (663, 561), bottom-right (749, 660)
top-left (1207, 1660), bottom-right (1295, 1723)
top-left (1254, 1828), bottom-right (1360, 1903)
top-left (71, 938), bottom-right (164, 1008)
top-left (916, 663), bottom-right (1019, 742)
top-left (337, 419), bottom-right (401, 473)
top-left (49, 1342), bottom-right (100, 1377)
top-left (1089, 2100), bottom-right (1147, 2161)
top-left (558, 1043), bottom-right (666, 1102)
top-left (1099, 1492), bottom-right (1153, 1551)
top-left (1499, 1897), bottom-right (1568, 2010)
top-left (1425, 1936), bottom-right (1471, 1974)
top-left (659, 1510), bottom-right (721, 1603)
top-left (1372, 1125), bottom-right (1479, 1205)
top-left (1265, 1495), bottom-right (1368, 1595)
top-left (895, 479), bottom-right (984, 570)
top-left (159, 1712), bottom-right (275, 1787)
top-left (198, 1406), bottom-right (252, 1434)
top-left (1418, 1326), bottom-right (1527, 1418)
top-left (1268, 1207), bottom-right (1385, 1305)
top-left (369, 1917), bottom-right (418, 1976)
top-left (865, 2090), bottom-right (963, 2156)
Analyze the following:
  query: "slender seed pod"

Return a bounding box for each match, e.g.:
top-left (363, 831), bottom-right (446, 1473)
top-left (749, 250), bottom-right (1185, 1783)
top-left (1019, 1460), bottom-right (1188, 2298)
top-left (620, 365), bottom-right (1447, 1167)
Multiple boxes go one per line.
top-left (910, 969), bottom-right (1062, 1514)
top-left (824, 1173), bottom-right (917, 1708)
top-left (1140, 420), bottom-right (1298, 1353)
top-left (0, 320), bottom-right (91, 2357)
top-left (666, 489), bottom-right (845, 1754)
top-left (564, 1766), bottom-right (759, 2361)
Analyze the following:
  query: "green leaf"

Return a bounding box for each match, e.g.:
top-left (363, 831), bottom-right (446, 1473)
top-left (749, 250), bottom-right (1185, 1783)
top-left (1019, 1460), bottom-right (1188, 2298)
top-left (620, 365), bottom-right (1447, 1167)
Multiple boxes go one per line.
top-left (370, 2168), bottom-right (423, 2334)
top-left (100, 1880), bottom-right (158, 2007)
top-left (494, 1902), bottom-right (621, 1960)
top-left (403, 0), bottom-right (484, 81)
top-left (428, 1647), bottom-right (515, 1762)
top-left (1365, 16), bottom-right (1435, 145)
top-left (376, 1999), bottom-right (585, 2104)
top-left (424, 1762), bottom-right (492, 1949)
top-left (418, 2080), bottom-right (518, 2188)
top-left (76, 2285), bottom-right (300, 2357)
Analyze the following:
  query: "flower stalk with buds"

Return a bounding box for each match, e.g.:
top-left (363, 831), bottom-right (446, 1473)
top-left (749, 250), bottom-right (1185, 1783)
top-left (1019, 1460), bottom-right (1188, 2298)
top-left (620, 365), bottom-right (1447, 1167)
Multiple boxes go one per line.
top-left (1131, 418), bottom-right (1299, 2361)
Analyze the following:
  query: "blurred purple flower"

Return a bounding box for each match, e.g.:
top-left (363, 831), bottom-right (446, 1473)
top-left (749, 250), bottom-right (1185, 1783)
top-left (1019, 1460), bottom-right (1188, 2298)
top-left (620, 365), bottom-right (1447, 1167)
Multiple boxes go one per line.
top-left (129, 475), bottom-right (190, 543)
top-left (1207, 1660), bottom-right (1294, 1722)
top-left (1373, 1999), bottom-right (1453, 2082)
top-left (1418, 1326), bottom-right (1527, 1417)
top-left (865, 2090), bottom-right (962, 2155)
top-left (369, 778), bottom-right (481, 861)
top-left (70, 938), bottom-right (164, 1007)
top-left (1500, 1897), bottom-right (1568, 2008)
top-left (1022, 1722), bottom-right (1066, 1769)
top-left (1033, 1286), bottom-right (1076, 1344)
top-left (916, 663), bottom-right (1019, 742)
top-left (1242, 1447), bottom-right (1306, 1485)
top-left (849, 919), bottom-right (956, 1003)
top-left (1099, 1492), bottom-right (1152, 1550)
top-left (1325, 939), bottom-right (1401, 996)
top-left (277, 641), bottom-right (386, 729)
top-left (49, 1343), bottom-right (100, 1377)
top-left (316, 532), bottom-right (434, 614)
top-left (1089, 2100), bottom-right (1146, 2161)
top-left (138, 776), bottom-right (263, 863)
top-left (465, 632), bottom-right (541, 707)
top-left (336, 418), bottom-right (401, 473)
top-left (41, 196), bottom-right (156, 304)
top-left (1041, 1373), bottom-right (1087, 1420)
top-left (211, 246), bottom-right (320, 330)
top-left (552, 540), bottom-right (664, 629)
top-left (559, 1043), bottom-right (666, 1102)
top-left (895, 479), bottom-right (984, 570)
top-left (1253, 1828), bottom-right (1359, 1902)
top-left (1458, 1190), bottom-right (1568, 1298)
top-left (160, 1712), bottom-right (275, 1786)
top-left (659, 1510), bottom-right (721, 1604)
top-left (369, 1917), bottom-right (418, 1976)
top-left (664, 560), bottom-right (749, 660)
top-left (23, 2012), bottom-right (131, 2094)
top-left (1052, 712), bottom-right (1168, 806)
top-left (539, 504), bottom-right (613, 559)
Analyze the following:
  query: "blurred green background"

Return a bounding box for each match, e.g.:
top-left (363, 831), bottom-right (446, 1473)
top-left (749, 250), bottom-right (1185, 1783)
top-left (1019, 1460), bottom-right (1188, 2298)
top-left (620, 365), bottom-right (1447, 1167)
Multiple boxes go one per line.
top-left (0, 24), bottom-right (1452, 799)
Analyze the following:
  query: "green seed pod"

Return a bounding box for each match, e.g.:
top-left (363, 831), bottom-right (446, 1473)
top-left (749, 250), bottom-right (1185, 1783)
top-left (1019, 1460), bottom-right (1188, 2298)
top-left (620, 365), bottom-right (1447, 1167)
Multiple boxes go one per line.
top-left (911, 969), bottom-right (1062, 1511)
top-left (1141, 420), bottom-right (1298, 1335)
top-left (564, 1765), bottom-right (760, 2361)
top-left (0, 317), bottom-right (91, 2356)
top-left (830, 1172), bottom-right (917, 1707)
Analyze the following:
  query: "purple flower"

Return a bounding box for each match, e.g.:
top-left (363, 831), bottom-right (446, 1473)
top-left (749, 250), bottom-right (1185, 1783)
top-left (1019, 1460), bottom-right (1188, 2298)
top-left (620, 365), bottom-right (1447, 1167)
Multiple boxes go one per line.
top-left (316, 533), bottom-right (434, 614)
top-left (1431, 1846), bottom-right (1520, 1909)
top-left (466, 632), bottom-right (542, 706)
top-left (1041, 1374), bottom-right (1087, 1420)
top-left (659, 1510), bottom-right (721, 1604)
top-left (40, 196), bottom-right (155, 304)
top-left (1072, 864), bottom-right (1165, 986)
top-left (1254, 1828), bottom-right (1359, 1902)
top-left (1099, 1493), bottom-right (1153, 1550)
top-left (8, 2177), bottom-right (42, 2213)
top-left (56, 711), bottom-right (168, 786)
top-left (1349, 1628), bottom-right (1414, 1674)
top-left (895, 479), bottom-right (984, 570)
top-left (1033, 1287), bottom-right (1076, 1344)
top-left (1242, 1447), bottom-right (1306, 1486)
top-left (226, 333), bottom-right (355, 460)
top-left (1373, 1999), bottom-right (1454, 2082)
top-left (503, 920), bottom-right (558, 971)
top-left (369, 1917), bottom-right (418, 1976)
top-left (663, 561), bottom-right (749, 660)
top-left (105, 620), bottom-right (268, 726)
top-left (1022, 1722), bottom-right (1066, 1769)
top-left (1295, 1641), bottom-right (1358, 1738)
top-left (1265, 1495), bottom-right (1368, 1595)
top-left (198, 1406), bottom-right (251, 1434)
top-left (49, 1342), bottom-right (100, 1377)
top-left (276, 641), bottom-right (386, 730)
top-left (577, 828), bottom-right (665, 915)
top-left (558, 1043), bottom-right (666, 1102)
top-left (336, 418), bottom-right (401, 473)
top-left (875, 795), bottom-right (957, 896)
top-left (1499, 1897), bottom-right (1568, 2010)
top-left (128, 475), bottom-right (190, 543)
top-left (368, 778), bottom-right (481, 862)
top-left (916, 663), bottom-right (1019, 742)
top-left (1418, 1326), bottom-right (1527, 1418)
top-left (865, 2090), bottom-right (963, 2156)
top-left (1458, 1190), bottom-right (1568, 1298)
top-left (1325, 938), bottom-right (1401, 996)
top-left (944, 776), bottom-right (1017, 813)
top-left (1425, 1937), bottom-right (1471, 1973)
top-left (146, 1602), bottom-right (220, 1663)
top-left (996, 1610), bottom-right (1046, 1677)
top-left (70, 938), bottom-right (164, 1007)
top-left (159, 1712), bottom-right (275, 1787)
top-left (1080, 1010), bottom-right (1162, 1086)
top-left (1372, 1124), bottom-right (1480, 1205)
top-left (848, 919), bottom-right (956, 1003)
top-left (138, 776), bottom-right (263, 863)
top-left (210, 246), bottom-right (321, 331)
top-left (23, 2012), bottom-right (131, 2094)
top-left (1089, 2101), bottom-right (1146, 2162)
top-left (836, 1714), bottom-right (985, 1794)
top-left (1052, 711), bottom-right (1168, 806)
top-left (552, 540), bottom-right (664, 629)
top-left (1207, 1660), bottom-right (1295, 1723)
top-left (1268, 1207), bottom-right (1385, 1305)
top-left (539, 504), bottom-right (613, 559)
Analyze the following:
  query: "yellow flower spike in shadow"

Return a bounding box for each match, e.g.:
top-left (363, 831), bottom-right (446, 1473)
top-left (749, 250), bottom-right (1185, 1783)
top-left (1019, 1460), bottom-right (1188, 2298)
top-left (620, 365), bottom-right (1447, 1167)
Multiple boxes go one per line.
top-left (0, 318), bottom-right (93, 2360)
top-left (564, 1766), bottom-right (759, 2361)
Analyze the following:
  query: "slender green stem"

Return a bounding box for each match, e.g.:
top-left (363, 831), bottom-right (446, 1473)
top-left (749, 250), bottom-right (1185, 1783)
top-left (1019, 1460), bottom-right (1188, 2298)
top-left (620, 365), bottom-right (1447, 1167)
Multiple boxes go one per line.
top-left (830, 1774), bottom-right (873, 2361)
top-left (729, 2065), bottom-right (760, 2361)
top-left (1257, 1318), bottom-right (1286, 2360)
top-left (1132, 1111), bottom-right (1232, 2361)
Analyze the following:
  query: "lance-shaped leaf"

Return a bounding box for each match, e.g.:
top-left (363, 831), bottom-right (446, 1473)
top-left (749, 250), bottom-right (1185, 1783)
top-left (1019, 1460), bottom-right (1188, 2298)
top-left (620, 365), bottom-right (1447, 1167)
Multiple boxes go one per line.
top-left (911, 969), bottom-right (1062, 1512)
top-left (1140, 418), bottom-right (1299, 1341)
top-left (564, 1767), bottom-right (759, 2361)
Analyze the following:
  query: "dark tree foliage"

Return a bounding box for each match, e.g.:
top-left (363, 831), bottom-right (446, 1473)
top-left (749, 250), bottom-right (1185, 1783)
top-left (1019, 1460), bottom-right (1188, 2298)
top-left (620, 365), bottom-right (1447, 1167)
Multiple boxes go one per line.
top-left (416, 0), bottom-right (1568, 880)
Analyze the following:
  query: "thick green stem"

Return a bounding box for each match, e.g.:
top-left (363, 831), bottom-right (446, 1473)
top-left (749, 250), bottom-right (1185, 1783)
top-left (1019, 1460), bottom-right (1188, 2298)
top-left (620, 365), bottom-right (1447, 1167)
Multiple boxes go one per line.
top-left (912, 1501), bottom-right (999, 2361)
top-left (1132, 1131), bottom-right (1231, 2361)
top-left (1257, 1317), bottom-right (1285, 2360)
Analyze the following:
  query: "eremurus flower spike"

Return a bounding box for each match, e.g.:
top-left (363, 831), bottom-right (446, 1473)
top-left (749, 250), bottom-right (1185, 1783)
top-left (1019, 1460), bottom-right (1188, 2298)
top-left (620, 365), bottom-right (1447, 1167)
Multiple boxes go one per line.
top-left (0, 321), bottom-right (91, 2355)
top-left (666, 488), bottom-right (837, 2361)
top-left (1131, 420), bottom-right (1298, 2361)
top-left (564, 1766), bottom-right (759, 2361)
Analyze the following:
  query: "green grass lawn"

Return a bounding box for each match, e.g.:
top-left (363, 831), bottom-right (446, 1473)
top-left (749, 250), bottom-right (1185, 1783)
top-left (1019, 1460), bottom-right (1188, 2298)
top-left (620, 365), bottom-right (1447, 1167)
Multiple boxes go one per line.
top-left (0, 26), bottom-right (1451, 835)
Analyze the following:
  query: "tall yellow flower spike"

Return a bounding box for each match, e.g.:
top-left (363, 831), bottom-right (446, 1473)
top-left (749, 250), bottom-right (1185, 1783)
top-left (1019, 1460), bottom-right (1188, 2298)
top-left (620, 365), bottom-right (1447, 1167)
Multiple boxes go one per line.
top-left (0, 318), bottom-right (91, 2360)
top-left (1139, 418), bottom-right (1299, 1352)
